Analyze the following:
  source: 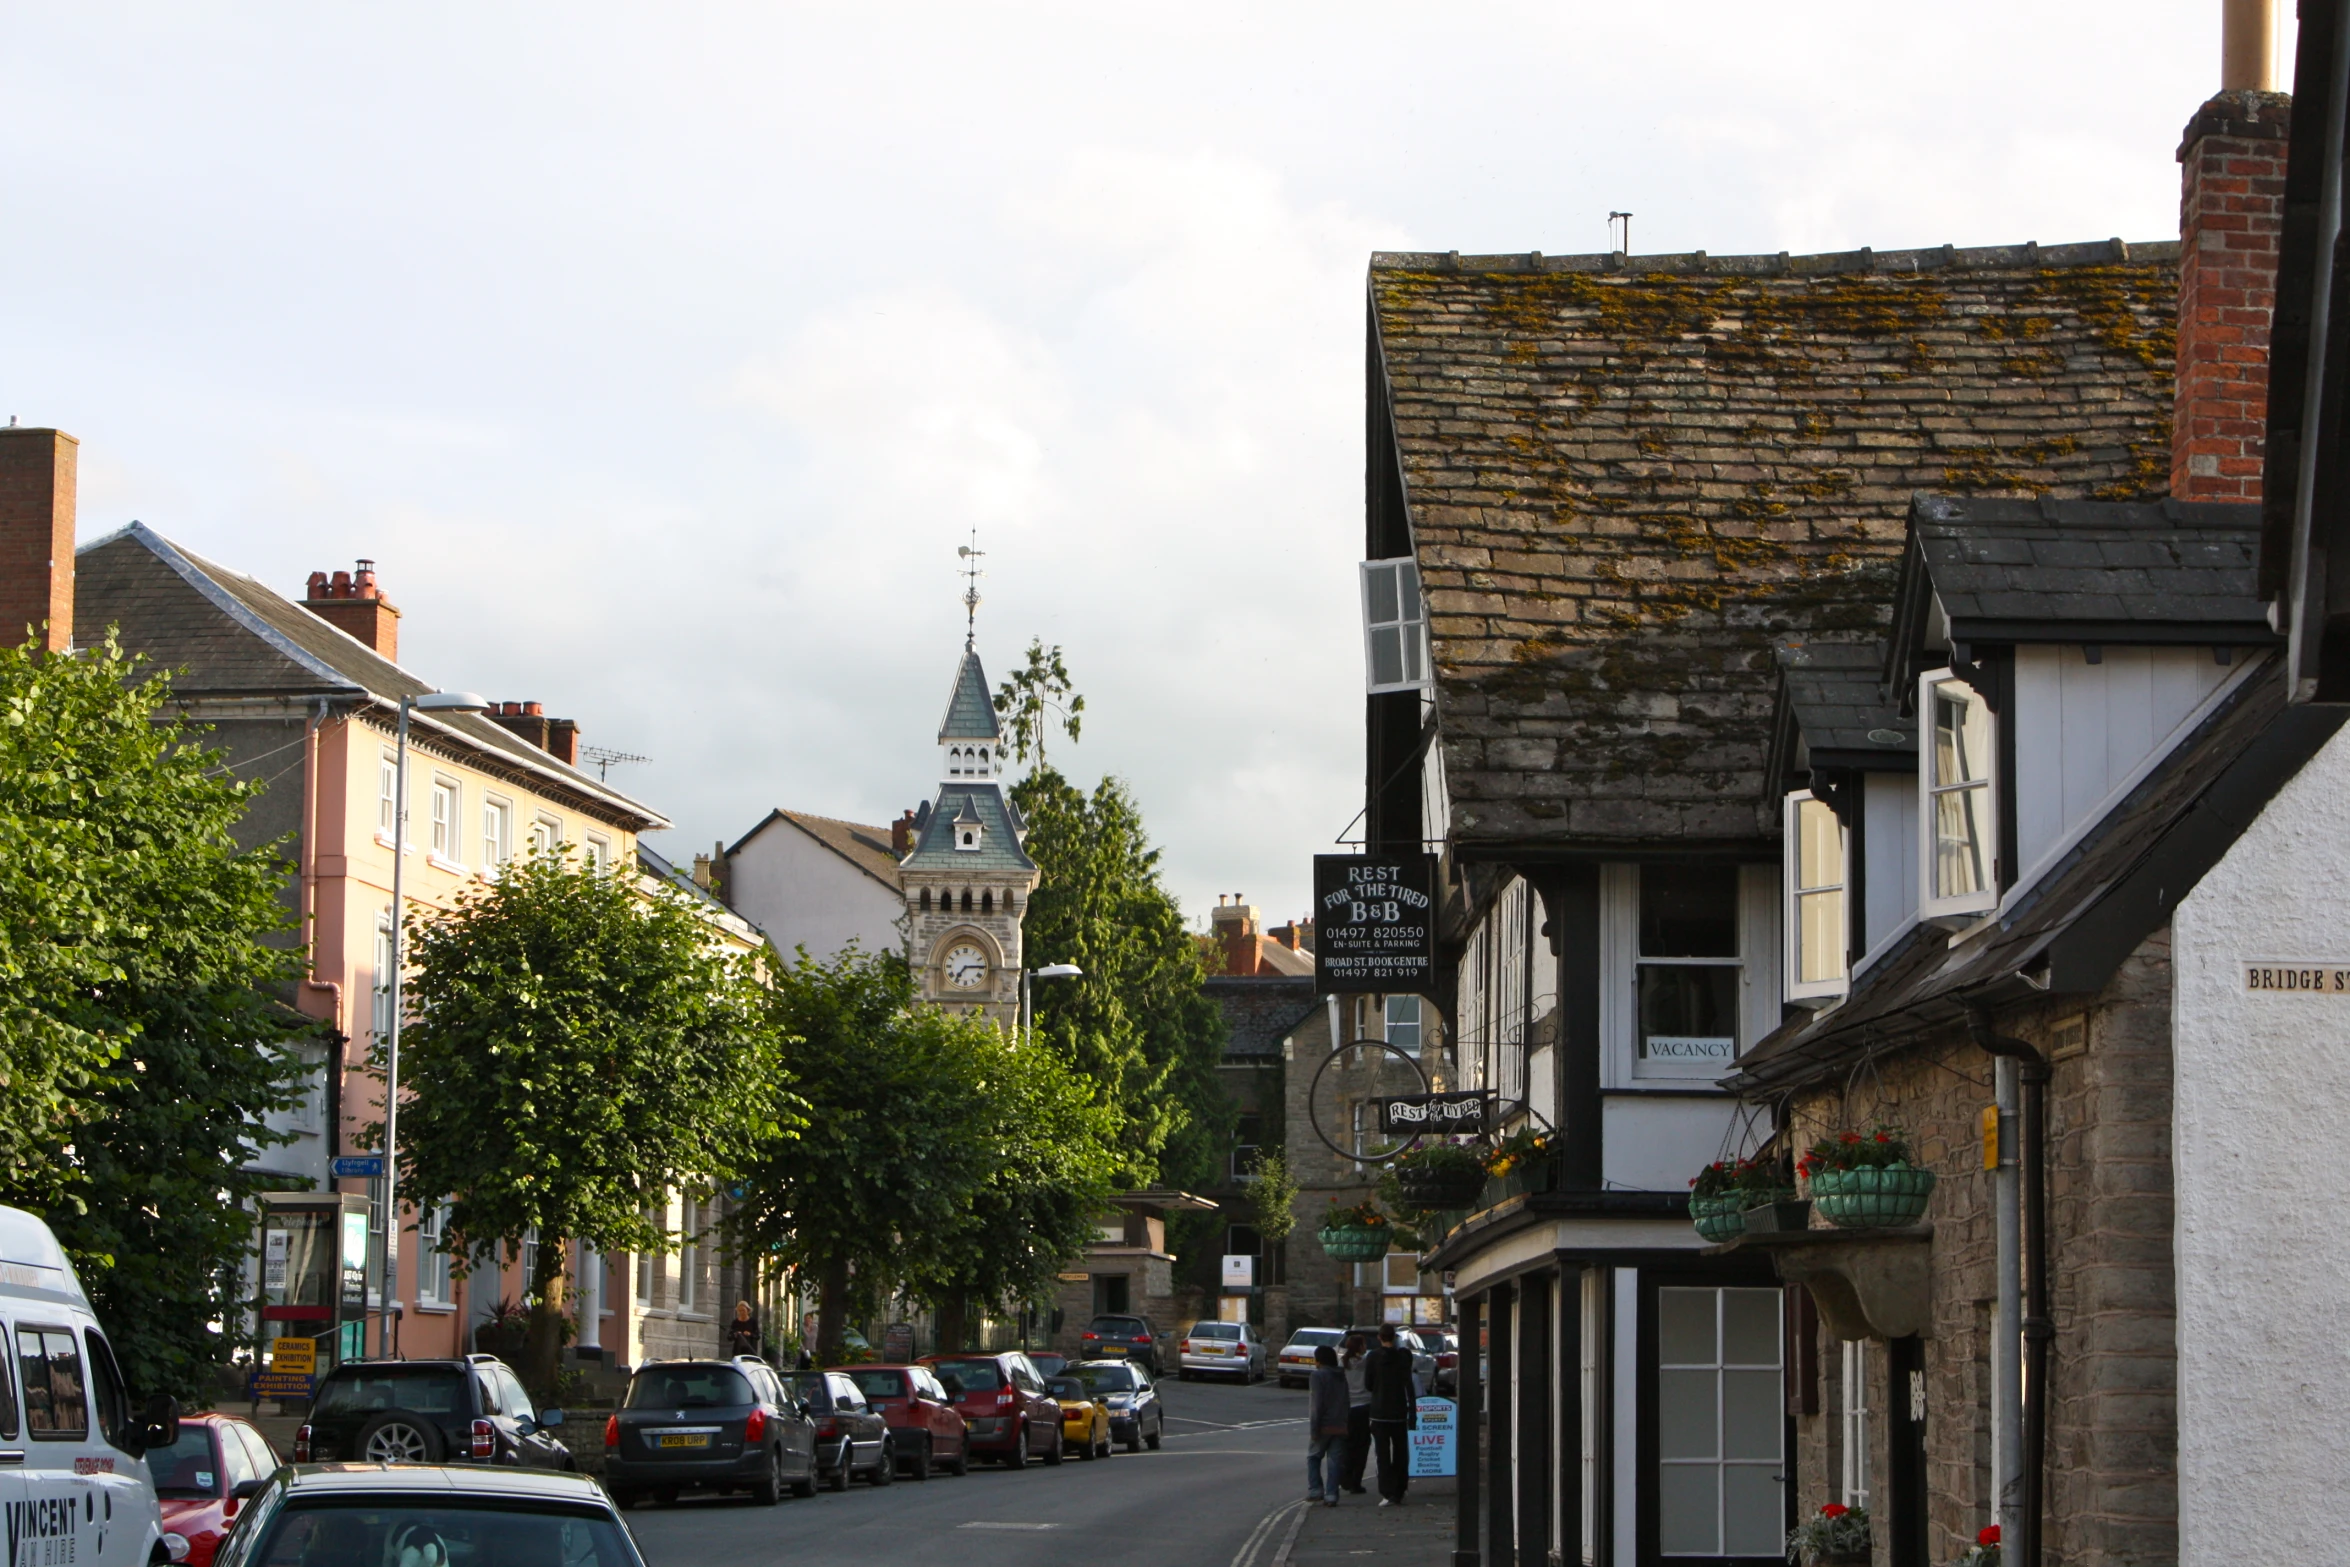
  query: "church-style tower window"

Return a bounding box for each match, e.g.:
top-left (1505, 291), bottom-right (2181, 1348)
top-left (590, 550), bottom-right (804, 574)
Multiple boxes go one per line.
top-left (919, 888), bottom-right (932, 913)
top-left (982, 890), bottom-right (994, 914)
top-left (961, 889), bottom-right (973, 913)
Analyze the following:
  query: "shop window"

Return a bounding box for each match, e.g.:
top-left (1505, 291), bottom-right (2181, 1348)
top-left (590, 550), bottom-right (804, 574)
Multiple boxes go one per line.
top-left (1655, 1286), bottom-right (1784, 1558)
top-left (1921, 671), bottom-right (1998, 920)
top-left (1636, 866), bottom-right (1741, 1076)
top-left (1784, 792), bottom-right (1848, 1002)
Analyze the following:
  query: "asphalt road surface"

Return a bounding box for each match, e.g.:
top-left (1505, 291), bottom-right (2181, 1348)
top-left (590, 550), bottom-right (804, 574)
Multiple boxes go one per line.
top-left (627, 1372), bottom-right (1310, 1567)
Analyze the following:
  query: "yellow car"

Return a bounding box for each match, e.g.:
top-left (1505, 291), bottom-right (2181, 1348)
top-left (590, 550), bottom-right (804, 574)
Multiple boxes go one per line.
top-left (1045, 1374), bottom-right (1113, 1460)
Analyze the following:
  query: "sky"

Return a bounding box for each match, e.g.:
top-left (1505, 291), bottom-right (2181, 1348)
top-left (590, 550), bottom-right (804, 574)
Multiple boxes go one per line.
top-left (0, 2), bottom-right (2282, 927)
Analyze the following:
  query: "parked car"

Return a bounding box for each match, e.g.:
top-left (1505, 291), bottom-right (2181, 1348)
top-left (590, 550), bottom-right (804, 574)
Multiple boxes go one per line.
top-left (1274, 1327), bottom-right (1348, 1389)
top-left (1028, 1351), bottom-right (1071, 1378)
top-left (146, 1411), bottom-right (276, 1567)
top-left (1044, 1375), bottom-right (1112, 1460)
top-left (1071, 1358), bottom-right (1163, 1453)
top-left (208, 1460), bottom-right (643, 1566)
top-left (1076, 1314), bottom-right (1162, 1373)
top-left (1346, 1327), bottom-right (1438, 1395)
top-left (839, 1364), bottom-right (970, 1479)
top-left (296, 1354), bottom-right (572, 1469)
top-left (604, 1357), bottom-right (816, 1508)
top-left (920, 1351), bottom-right (1065, 1468)
top-left (784, 1371), bottom-right (894, 1489)
top-left (1178, 1320), bottom-right (1265, 1383)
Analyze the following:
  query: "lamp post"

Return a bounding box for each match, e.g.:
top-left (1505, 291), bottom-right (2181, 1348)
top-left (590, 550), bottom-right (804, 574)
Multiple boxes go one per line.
top-left (1020, 963), bottom-right (1083, 1046)
top-left (378, 690), bottom-right (489, 1357)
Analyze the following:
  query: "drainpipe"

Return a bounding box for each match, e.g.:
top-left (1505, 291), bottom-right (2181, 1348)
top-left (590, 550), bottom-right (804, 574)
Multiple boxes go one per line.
top-left (1991, 1056), bottom-right (2022, 1554)
top-left (1965, 1005), bottom-right (2049, 1567)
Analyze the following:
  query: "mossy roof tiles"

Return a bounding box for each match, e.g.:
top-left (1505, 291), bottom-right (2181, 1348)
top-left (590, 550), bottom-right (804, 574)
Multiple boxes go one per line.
top-left (1371, 238), bottom-right (2181, 845)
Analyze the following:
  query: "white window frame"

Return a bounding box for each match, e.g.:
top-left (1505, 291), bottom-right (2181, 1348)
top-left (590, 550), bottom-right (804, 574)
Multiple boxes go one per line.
top-left (1919, 669), bottom-right (1999, 922)
top-left (1360, 558), bottom-right (1430, 694)
top-left (1783, 791), bottom-right (1848, 1003)
top-left (584, 833), bottom-right (612, 873)
top-left (415, 1204), bottom-right (453, 1307)
top-left (677, 1199), bottom-right (700, 1314)
top-left (378, 750), bottom-right (400, 843)
top-left (1630, 866), bottom-right (1744, 1081)
top-left (531, 815), bottom-right (562, 856)
top-left (429, 778), bottom-right (461, 865)
top-left (481, 796), bottom-right (512, 877)
top-left (1384, 995), bottom-right (1424, 1056)
top-left (372, 908), bottom-right (396, 1041)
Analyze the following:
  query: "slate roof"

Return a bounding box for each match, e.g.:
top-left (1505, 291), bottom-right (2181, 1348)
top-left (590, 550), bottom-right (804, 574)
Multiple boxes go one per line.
top-left (1766, 641), bottom-right (1915, 789)
top-left (1372, 238), bottom-right (2182, 846)
top-left (1205, 975), bottom-right (1320, 1060)
top-left (938, 650), bottom-right (1001, 742)
top-left (76, 522), bottom-right (668, 830)
top-left (902, 782), bottom-right (1037, 874)
top-left (727, 809), bottom-right (903, 890)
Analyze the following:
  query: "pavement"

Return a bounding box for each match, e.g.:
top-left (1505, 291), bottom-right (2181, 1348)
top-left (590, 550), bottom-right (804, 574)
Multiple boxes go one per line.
top-left (1283, 1478), bottom-right (1456, 1567)
top-left (625, 1371), bottom-right (1328, 1567)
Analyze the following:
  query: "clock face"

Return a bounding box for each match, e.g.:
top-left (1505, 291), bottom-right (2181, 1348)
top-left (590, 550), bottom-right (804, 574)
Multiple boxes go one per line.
top-left (943, 943), bottom-right (989, 989)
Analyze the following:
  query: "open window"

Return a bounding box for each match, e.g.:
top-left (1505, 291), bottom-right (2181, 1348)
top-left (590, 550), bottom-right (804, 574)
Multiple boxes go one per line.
top-left (1919, 671), bottom-right (1998, 922)
top-left (1784, 792), bottom-right (1847, 1003)
top-left (1360, 559), bottom-right (1430, 693)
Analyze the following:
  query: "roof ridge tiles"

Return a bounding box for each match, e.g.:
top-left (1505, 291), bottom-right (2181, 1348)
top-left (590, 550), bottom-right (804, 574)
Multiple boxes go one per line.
top-left (1369, 236), bottom-right (2173, 277)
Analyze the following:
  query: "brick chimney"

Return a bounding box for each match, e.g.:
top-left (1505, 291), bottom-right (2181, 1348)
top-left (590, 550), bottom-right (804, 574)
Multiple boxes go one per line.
top-left (1270, 918), bottom-right (1314, 954)
top-left (891, 809), bottom-right (917, 858)
top-left (2173, 87), bottom-right (2290, 501)
top-left (1211, 895), bottom-right (1265, 977)
top-left (486, 700), bottom-right (587, 766)
top-left (0, 427), bottom-right (77, 653)
top-left (302, 558), bottom-right (403, 660)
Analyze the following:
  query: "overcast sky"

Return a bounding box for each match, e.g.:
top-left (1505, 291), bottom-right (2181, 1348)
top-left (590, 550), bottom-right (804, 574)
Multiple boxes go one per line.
top-left (0, 2), bottom-right (2277, 927)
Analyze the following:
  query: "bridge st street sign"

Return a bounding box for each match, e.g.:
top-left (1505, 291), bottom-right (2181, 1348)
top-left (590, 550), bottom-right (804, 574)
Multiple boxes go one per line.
top-left (1313, 853), bottom-right (1437, 993)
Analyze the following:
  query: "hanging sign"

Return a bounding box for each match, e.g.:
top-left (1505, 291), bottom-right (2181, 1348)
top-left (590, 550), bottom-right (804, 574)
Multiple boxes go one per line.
top-left (1378, 1092), bottom-right (1489, 1135)
top-left (1313, 854), bottom-right (1438, 992)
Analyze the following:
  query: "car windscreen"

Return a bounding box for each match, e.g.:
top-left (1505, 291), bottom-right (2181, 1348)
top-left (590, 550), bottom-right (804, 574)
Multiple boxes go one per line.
top-left (626, 1366), bottom-right (751, 1410)
top-left (1190, 1323), bottom-right (1240, 1339)
top-left (927, 1360), bottom-right (1002, 1393)
top-left (1045, 1377), bottom-right (1086, 1401)
top-left (145, 1427), bottom-right (219, 1499)
top-left (246, 1498), bottom-right (640, 1567)
top-left (844, 1370), bottom-right (908, 1401)
top-left (1074, 1364), bottom-right (1138, 1394)
top-left (311, 1367), bottom-right (467, 1421)
top-left (1087, 1317), bottom-right (1143, 1334)
top-left (1288, 1329), bottom-right (1345, 1348)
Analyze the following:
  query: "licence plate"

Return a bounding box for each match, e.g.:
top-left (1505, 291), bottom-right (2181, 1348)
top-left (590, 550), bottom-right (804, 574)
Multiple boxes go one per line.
top-left (657, 1433), bottom-right (712, 1450)
top-left (1100, 1346), bottom-right (1124, 1356)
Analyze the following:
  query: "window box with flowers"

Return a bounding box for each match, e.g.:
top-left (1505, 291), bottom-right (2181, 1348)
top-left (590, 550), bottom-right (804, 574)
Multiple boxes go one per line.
top-left (1786, 1502), bottom-right (1870, 1566)
top-left (1954, 1524), bottom-right (2000, 1567)
top-left (1687, 1156), bottom-right (1798, 1243)
top-left (1484, 1125), bottom-right (1557, 1201)
top-left (1801, 1126), bottom-right (1938, 1229)
top-left (1316, 1199), bottom-right (1394, 1262)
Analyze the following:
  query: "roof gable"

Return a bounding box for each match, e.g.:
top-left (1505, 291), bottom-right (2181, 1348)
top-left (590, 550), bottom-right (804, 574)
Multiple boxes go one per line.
top-left (730, 809), bottom-right (905, 891)
top-left (1767, 640), bottom-right (1915, 790)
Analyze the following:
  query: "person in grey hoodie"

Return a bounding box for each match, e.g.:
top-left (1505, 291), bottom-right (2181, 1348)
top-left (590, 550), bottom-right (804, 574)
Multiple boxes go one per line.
top-left (1306, 1345), bottom-right (1350, 1506)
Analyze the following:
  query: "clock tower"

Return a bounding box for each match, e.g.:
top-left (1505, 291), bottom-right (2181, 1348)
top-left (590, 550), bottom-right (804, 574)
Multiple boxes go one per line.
top-left (901, 643), bottom-right (1038, 1029)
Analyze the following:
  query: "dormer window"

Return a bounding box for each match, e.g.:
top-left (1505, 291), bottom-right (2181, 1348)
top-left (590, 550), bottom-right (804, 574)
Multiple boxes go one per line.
top-left (1920, 670), bottom-right (1998, 921)
top-left (1784, 792), bottom-right (1847, 1002)
top-left (1361, 559), bottom-right (1430, 694)
top-left (957, 825), bottom-right (981, 852)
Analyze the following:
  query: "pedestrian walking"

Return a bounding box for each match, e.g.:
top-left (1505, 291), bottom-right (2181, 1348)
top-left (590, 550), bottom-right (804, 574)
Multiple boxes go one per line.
top-left (727, 1300), bottom-right (759, 1358)
top-left (1363, 1323), bottom-right (1417, 1505)
top-left (1340, 1331), bottom-right (1372, 1494)
top-left (1305, 1345), bottom-right (1349, 1507)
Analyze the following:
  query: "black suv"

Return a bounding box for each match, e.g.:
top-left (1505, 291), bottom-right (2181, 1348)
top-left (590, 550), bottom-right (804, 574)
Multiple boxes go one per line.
top-left (295, 1355), bottom-right (573, 1469)
top-left (606, 1357), bottom-right (818, 1507)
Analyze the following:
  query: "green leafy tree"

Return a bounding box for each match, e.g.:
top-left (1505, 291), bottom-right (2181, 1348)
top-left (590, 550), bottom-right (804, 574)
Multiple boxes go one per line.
top-left (1247, 1147), bottom-right (1299, 1249)
top-left (389, 850), bottom-right (786, 1394)
top-left (992, 640), bottom-right (1084, 770)
top-left (0, 633), bottom-right (309, 1397)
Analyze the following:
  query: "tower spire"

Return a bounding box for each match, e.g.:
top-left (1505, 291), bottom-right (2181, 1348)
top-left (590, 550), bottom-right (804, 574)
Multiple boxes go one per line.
top-left (956, 533), bottom-right (985, 650)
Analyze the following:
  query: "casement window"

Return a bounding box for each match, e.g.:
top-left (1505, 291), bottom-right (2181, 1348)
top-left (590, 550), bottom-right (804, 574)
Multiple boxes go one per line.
top-left (1784, 792), bottom-right (1848, 1002)
top-left (415, 1204), bottom-right (452, 1307)
top-left (481, 797), bottom-right (512, 875)
top-left (378, 751), bottom-right (400, 841)
top-left (1635, 865), bottom-right (1742, 1076)
top-left (1920, 670), bottom-right (1998, 920)
top-left (531, 816), bottom-right (561, 855)
top-left (584, 833), bottom-right (612, 872)
top-left (1385, 995), bottom-right (1424, 1056)
top-left (429, 779), bottom-right (459, 863)
top-left (1360, 558), bottom-right (1430, 693)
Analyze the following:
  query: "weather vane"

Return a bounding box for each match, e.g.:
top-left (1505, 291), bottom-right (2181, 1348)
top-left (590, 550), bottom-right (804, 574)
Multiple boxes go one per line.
top-left (956, 532), bottom-right (985, 649)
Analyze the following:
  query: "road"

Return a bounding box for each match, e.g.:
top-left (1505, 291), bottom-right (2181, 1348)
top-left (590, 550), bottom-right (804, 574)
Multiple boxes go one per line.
top-left (627, 1372), bottom-right (1309, 1567)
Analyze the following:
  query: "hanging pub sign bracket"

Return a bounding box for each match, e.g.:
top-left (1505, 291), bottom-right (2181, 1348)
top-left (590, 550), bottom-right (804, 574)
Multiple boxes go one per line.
top-left (1313, 853), bottom-right (1438, 993)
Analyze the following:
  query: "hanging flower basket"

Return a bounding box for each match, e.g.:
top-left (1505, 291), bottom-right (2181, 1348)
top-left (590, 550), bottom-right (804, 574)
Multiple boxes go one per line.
top-left (1395, 1166), bottom-right (1491, 1211)
top-left (1317, 1225), bottom-right (1392, 1262)
top-left (1808, 1165), bottom-right (1937, 1228)
top-left (1688, 1193), bottom-right (1749, 1244)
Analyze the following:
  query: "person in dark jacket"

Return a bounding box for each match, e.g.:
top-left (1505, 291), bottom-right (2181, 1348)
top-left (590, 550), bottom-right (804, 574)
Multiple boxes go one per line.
top-left (1305, 1345), bottom-right (1350, 1506)
top-left (727, 1301), bottom-right (759, 1358)
top-left (1362, 1324), bottom-right (1417, 1504)
top-left (1339, 1332), bottom-right (1372, 1494)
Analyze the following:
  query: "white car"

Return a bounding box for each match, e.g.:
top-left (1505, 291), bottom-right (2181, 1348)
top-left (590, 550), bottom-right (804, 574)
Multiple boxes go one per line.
top-left (1176, 1322), bottom-right (1265, 1382)
top-left (1274, 1328), bottom-right (1347, 1389)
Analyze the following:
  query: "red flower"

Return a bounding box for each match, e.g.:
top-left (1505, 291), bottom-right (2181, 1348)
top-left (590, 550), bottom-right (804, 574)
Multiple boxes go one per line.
top-left (1840, 1131), bottom-right (1862, 1144)
top-left (1977, 1525), bottom-right (2000, 1546)
top-left (1820, 1503), bottom-right (1849, 1519)
top-left (1874, 1132), bottom-right (1891, 1143)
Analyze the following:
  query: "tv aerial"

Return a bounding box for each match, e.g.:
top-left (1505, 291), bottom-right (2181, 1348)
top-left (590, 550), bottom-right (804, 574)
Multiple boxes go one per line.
top-left (581, 745), bottom-right (649, 782)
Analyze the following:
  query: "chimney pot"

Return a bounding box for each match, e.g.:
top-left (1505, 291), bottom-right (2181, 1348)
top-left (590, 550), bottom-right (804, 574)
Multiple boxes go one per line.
top-left (0, 426), bottom-right (78, 654)
top-left (301, 560), bottom-right (402, 659)
top-left (306, 571), bottom-right (329, 599)
top-left (354, 559), bottom-right (378, 599)
top-left (524, 700), bottom-right (544, 717)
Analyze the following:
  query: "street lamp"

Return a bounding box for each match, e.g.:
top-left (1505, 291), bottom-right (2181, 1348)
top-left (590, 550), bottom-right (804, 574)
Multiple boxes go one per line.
top-left (378, 689), bottom-right (489, 1357)
top-left (1020, 963), bottom-right (1084, 1046)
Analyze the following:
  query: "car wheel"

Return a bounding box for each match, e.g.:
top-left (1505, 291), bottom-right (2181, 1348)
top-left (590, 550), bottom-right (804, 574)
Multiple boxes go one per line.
top-left (753, 1447), bottom-right (784, 1506)
top-left (609, 1487), bottom-right (641, 1511)
top-left (907, 1439), bottom-right (931, 1482)
top-left (1004, 1421), bottom-right (1029, 1469)
top-left (1043, 1426), bottom-right (1063, 1466)
top-left (868, 1439), bottom-right (894, 1486)
top-left (1122, 1424), bottom-right (1142, 1455)
top-left (356, 1414), bottom-right (446, 1464)
top-left (1096, 1433), bottom-right (1112, 1459)
top-left (825, 1442), bottom-right (851, 1491)
top-left (1144, 1417), bottom-right (1162, 1451)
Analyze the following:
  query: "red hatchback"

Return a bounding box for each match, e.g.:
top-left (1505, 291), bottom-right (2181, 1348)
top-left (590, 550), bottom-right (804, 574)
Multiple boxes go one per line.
top-left (919, 1352), bottom-right (1064, 1468)
top-left (147, 1412), bottom-right (279, 1567)
top-left (837, 1364), bottom-right (971, 1479)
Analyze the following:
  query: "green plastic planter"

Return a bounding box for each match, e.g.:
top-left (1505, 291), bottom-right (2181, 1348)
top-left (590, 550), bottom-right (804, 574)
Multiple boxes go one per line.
top-left (1688, 1194), bottom-right (1748, 1243)
top-left (1808, 1164), bottom-right (1937, 1228)
top-left (1317, 1225), bottom-right (1393, 1262)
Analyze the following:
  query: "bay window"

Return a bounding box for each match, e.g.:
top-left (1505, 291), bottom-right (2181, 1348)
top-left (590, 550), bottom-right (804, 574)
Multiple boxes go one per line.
top-left (1920, 671), bottom-right (1998, 920)
top-left (1784, 792), bottom-right (1847, 1002)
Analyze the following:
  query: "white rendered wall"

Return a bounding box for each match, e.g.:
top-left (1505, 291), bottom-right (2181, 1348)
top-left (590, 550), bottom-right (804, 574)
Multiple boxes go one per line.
top-left (1600, 1095), bottom-right (1752, 1193)
top-left (1860, 771), bottom-right (1917, 956)
top-left (725, 820), bottom-right (905, 961)
top-left (2173, 718), bottom-right (2350, 1565)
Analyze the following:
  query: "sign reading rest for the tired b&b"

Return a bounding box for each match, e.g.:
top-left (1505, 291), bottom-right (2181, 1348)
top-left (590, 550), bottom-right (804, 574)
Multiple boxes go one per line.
top-left (1313, 854), bottom-right (1437, 993)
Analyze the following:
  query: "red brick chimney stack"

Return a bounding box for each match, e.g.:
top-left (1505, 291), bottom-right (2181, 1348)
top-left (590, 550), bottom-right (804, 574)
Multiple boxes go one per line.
top-left (0, 427), bottom-right (78, 653)
top-left (891, 810), bottom-right (917, 857)
top-left (302, 557), bottom-right (403, 661)
top-left (1212, 895), bottom-right (1267, 977)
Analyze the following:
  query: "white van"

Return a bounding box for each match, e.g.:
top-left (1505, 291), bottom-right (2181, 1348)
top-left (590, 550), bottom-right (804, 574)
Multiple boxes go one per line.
top-left (0, 1206), bottom-right (180, 1565)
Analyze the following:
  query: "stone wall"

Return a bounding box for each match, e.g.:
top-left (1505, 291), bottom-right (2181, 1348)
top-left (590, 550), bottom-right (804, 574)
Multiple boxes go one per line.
top-left (1784, 930), bottom-right (2177, 1567)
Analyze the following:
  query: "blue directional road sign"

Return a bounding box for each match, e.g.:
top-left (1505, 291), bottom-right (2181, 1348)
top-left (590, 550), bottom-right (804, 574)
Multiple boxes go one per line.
top-left (330, 1155), bottom-right (385, 1179)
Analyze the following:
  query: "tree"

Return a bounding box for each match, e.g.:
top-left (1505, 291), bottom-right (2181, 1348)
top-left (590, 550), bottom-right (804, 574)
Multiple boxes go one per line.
top-left (0, 633), bottom-right (310, 1398)
top-left (1011, 768), bottom-right (1232, 1195)
top-left (389, 849), bottom-right (785, 1394)
top-left (1246, 1147), bottom-right (1300, 1250)
top-left (729, 947), bottom-right (1120, 1360)
top-left (992, 640), bottom-right (1084, 770)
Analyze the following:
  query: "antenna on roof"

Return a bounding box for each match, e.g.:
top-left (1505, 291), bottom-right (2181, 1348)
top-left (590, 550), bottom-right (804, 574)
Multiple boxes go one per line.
top-left (956, 532), bottom-right (986, 650)
top-left (581, 745), bottom-right (649, 782)
top-left (1608, 212), bottom-right (1633, 254)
